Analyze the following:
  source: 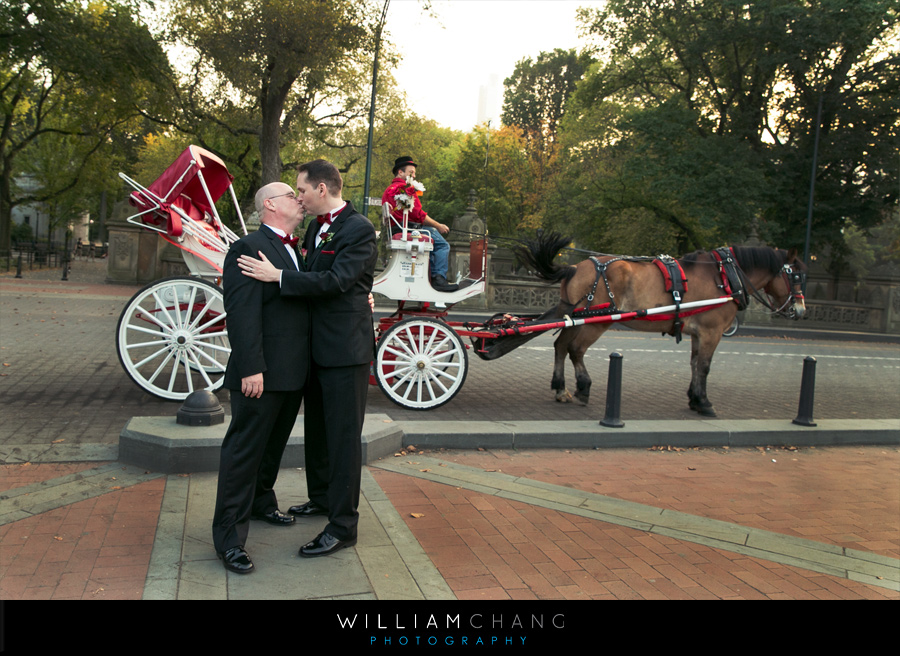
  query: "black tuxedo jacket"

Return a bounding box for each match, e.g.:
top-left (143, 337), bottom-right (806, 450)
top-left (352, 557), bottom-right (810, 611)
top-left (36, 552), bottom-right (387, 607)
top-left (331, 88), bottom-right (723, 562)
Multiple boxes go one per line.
top-left (280, 201), bottom-right (377, 367)
top-left (222, 224), bottom-right (310, 391)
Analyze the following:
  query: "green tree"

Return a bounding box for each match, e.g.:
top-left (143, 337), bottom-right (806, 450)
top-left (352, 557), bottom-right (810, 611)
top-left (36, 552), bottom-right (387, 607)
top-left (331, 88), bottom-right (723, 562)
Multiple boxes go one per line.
top-left (451, 124), bottom-right (542, 239)
top-left (156, 0), bottom-right (386, 198)
top-left (564, 0), bottom-right (899, 259)
top-left (501, 48), bottom-right (591, 169)
top-left (0, 0), bottom-right (171, 254)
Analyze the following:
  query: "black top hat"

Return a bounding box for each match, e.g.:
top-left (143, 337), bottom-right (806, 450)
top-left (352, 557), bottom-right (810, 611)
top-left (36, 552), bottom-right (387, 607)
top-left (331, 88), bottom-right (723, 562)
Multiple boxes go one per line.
top-left (392, 156), bottom-right (417, 175)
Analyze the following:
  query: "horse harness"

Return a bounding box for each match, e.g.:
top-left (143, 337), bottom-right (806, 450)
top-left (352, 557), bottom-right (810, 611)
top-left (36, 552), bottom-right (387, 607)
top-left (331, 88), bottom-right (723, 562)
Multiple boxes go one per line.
top-left (711, 247), bottom-right (749, 311)
top-left (573, 254), bottom-right (691, 343)
top-left (567, 248), bottom-right (804, 340)
top-left (713, 246), bottom-right (806, 316)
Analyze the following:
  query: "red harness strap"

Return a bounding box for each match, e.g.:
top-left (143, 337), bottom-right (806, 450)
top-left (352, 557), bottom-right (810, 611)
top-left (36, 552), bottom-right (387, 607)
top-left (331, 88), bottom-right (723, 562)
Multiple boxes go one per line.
top-left (653, 256), bottom-right (689, 343)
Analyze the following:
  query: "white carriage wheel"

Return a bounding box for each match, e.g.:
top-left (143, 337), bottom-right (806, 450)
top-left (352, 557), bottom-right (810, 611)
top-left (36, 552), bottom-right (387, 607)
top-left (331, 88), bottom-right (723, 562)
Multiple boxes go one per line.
top-left (375, 317), bottom-right (468, 410)
top-left (116, 276), bottom-right (230, 401)
top-left (722, 315), bottom-right (740, 337)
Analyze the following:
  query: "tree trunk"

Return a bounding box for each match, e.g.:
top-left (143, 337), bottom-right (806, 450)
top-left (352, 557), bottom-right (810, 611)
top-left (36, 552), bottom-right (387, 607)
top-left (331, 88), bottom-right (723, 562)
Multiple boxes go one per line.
top-left (0, 166), bottom-right (13, 256)
top-left (259, 90), bottom-right (287, 187)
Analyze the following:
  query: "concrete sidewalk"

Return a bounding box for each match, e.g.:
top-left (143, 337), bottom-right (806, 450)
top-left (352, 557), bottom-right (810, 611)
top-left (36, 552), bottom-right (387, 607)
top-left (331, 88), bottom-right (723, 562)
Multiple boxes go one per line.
top-left (1, 261), bottom-right (898, 609)
top-left (2, 431), bottom-right (898, 602)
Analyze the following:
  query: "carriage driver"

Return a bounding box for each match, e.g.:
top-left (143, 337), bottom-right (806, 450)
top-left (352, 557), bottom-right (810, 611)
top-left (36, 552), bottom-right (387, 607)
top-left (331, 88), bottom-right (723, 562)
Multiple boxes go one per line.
top-left (382, 156), bottom-right (458, 292)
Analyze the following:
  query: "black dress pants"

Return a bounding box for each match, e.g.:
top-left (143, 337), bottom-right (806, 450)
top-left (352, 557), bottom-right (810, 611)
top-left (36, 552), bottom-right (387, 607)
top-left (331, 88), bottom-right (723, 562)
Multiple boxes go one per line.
top-left (212, 389), bottom-right (303, 553)
top-left (302, 360), bottom-right (369, 541)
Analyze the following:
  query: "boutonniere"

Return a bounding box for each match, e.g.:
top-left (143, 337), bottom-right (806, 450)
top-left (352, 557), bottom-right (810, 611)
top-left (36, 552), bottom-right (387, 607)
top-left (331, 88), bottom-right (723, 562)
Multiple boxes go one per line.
top-left (301, 248), bottom-right (308, 258)
top-left (320, 232), bottom-right (335, 246)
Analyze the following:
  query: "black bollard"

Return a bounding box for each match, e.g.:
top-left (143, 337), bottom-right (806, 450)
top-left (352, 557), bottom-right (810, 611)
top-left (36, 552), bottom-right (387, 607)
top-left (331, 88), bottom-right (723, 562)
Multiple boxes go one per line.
top-left (792, 356), bottom-right (817, 426)
top-left (15, 254), bottom-right (23, 279)
top-left (599, 351), bottom-right (625, 428)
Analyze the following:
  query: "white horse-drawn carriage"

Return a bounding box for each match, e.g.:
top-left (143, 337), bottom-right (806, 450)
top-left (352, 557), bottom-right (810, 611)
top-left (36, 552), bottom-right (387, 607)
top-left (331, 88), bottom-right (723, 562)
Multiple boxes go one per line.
top-left (114, 146), bottom-right (489, 404)
top-left (116, 148), bottom-right (805, 416)
top-left (116, 146), bottom-right (244, 400)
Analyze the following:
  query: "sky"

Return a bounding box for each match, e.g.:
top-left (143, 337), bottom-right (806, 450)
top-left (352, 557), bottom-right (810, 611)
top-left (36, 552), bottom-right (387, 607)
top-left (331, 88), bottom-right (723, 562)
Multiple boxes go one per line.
top-left (383, 0), bottom-right (602, 131)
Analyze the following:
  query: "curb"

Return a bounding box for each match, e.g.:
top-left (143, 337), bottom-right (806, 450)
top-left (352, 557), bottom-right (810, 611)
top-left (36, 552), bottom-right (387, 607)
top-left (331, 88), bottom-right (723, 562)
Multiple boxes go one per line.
top-left (111, 416), bottom-right (900, 473)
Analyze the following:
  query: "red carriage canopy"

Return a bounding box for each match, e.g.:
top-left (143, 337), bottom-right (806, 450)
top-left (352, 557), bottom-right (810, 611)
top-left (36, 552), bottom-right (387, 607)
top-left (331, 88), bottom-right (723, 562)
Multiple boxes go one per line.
top-left (128, 145), bottom-right (234, 236)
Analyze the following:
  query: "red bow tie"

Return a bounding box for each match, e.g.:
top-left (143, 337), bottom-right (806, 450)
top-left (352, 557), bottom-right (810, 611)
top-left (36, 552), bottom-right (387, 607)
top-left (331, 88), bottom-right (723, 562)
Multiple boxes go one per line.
top-left (280, 235), bottom-right (299, 247)
top-left (316, 214), bottom-right (333, 225)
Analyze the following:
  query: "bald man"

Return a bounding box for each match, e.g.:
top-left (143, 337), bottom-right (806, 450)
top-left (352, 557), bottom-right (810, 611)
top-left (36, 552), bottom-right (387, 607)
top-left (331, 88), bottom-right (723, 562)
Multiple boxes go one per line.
top-left (211, 182), bottom-right (309, 574)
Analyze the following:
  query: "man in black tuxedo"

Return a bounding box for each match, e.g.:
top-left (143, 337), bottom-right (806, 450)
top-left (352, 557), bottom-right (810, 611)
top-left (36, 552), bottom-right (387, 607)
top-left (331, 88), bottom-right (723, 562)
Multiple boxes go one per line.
top-left (238, 159), bottom-right (377, 558)
top-left (211, 181), bottom-right (308, 574)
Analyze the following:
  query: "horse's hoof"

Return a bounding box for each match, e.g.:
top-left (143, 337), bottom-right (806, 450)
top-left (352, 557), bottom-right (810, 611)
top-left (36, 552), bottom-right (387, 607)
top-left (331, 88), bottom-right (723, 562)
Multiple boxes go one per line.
top-left (574, 393), bottom-right (590, 406)
top-left (689, 400), bottom-right (717, 417)
top-left (694, 405), bottom-right (717, 417)
top-left (555, 390), bottom-right (573, 403)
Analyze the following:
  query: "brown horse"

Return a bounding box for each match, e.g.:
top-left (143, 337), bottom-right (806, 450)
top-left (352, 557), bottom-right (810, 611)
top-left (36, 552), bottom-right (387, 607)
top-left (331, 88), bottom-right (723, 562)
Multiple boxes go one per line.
top-left (495, 232), bottom-right (807, 417)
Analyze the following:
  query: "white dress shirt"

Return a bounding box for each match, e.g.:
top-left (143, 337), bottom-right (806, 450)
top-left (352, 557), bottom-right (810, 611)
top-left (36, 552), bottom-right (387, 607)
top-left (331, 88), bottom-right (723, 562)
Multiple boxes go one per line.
top-left (263, 224), bottom-right (299, 271)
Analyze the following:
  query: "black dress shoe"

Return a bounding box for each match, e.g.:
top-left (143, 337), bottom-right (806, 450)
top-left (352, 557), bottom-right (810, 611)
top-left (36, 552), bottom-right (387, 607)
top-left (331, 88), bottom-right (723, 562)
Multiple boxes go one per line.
top-left (251, 509), bottom-right (295, 526)
top-left (217, 546), bottom-right (254, 574)
top-left (288, 501), bottom-right (328, 517)
top-left (299, 531), bottom-right (357, 558)
top-left (431, 275), bottom-right (459, 292)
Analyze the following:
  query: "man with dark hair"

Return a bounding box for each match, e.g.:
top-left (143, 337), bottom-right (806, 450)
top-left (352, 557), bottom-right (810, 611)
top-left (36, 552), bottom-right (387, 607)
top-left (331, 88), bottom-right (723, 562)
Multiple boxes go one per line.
top-left (237, 159), bottom-right (377, 557)
top-left (212, 181), bottom-right (307, 575)
top-left (382, 156), bottom-right (458, 292)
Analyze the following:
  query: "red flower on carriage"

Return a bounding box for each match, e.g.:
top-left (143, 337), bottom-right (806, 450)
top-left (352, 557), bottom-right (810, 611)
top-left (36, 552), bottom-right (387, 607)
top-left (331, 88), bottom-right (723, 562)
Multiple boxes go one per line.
top-left (405, 178), bottom-right (425, 198)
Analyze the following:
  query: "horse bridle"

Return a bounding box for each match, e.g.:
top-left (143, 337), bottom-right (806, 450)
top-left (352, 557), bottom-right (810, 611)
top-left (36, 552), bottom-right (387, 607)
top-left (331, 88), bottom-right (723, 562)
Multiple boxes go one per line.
top-left (745, 263), bottom-right (806, 318)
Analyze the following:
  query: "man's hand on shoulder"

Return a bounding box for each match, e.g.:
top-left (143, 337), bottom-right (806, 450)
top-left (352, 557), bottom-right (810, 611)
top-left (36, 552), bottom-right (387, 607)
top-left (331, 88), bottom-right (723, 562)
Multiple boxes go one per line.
top-left (238, 251), bottom-right (281, 283)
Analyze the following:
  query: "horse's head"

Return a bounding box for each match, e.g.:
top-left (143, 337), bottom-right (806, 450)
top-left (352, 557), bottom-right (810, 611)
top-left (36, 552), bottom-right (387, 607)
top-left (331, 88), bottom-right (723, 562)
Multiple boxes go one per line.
top-left (763, 248), bottom-right (807, 320)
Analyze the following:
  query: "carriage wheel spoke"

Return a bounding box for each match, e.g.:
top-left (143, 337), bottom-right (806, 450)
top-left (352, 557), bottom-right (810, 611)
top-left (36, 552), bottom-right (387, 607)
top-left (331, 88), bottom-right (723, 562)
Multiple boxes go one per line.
top-left (125, 321), bottom-right (170, 338)
top-left (192, 344), bottom-right (228, 371)
top-left (131, 307), bottom-right (172, 333)
top-left (186, 348), bottom-right (214, 388)
top-left (132, 345), bottom-right (172, 369)
top-left (151, 290), bottom-right (180, 331)
top-left (383, 344), bottom-right (414, 361)
top-left (431, 368), bottom-right (460, 384)
top-left (126, 338), bottom-right (169, 352)
top-left (194, 332), bottom-right (230, 349)
top-left (388, 369), bottom-right (416, 392)
top-left (146, 348), bottom-right (177, 386)
top-left (182, 285), bottom-right (199, 329)
top-left (193, 307), bottom-right (225, 334)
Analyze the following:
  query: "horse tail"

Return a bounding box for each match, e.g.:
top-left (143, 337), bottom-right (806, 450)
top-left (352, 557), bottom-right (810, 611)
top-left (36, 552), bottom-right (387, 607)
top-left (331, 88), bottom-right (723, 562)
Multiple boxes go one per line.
top-left (515, 231), bottom-right (577, 284)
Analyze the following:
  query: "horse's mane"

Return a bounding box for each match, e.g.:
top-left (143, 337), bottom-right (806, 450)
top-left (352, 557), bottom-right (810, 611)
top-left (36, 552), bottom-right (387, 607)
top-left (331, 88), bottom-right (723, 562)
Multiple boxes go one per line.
top-left (682, 246), bottom-right (788, 274)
